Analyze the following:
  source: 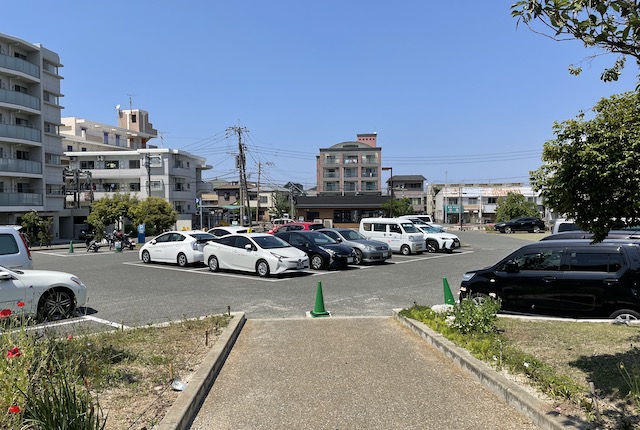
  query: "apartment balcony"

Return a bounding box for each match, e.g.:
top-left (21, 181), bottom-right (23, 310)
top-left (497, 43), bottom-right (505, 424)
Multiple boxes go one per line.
top-left (0, 88), bottom-right (41, 111)
top-left (0, 54), bottom-right (40, 80)
top-left (0, 124), bottom-right (41, 142)
top-left (0, 158), bottom-right (42, 175)
top-left (196, 181), bottom-right (213, 193)
top-left (0, 192), bottom-right (43, 206)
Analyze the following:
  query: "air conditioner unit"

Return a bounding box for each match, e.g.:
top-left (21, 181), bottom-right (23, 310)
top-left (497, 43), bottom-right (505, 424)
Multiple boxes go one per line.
top-left (96, 155), bottom-right (104, 161)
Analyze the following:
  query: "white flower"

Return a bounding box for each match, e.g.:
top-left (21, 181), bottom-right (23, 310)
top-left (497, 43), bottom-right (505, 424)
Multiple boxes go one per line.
top-left (489, 292), bottom-right (497, 299)
top-left (431, 304), bottom-right (454, 314)
top-left (523, 362), bottom-right (530, 368)
top-left (492, 355), bottom-right (498, 361)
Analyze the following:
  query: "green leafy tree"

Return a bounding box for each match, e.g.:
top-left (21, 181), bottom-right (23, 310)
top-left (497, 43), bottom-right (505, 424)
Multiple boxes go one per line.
top-left (381, 198), bottom-right (414, 218)
top-left (495, 192), bottom-right (539, 222)
top-left (531, 91), bottom-right (640, 241)
top-left (20, 210), bottom-right (41, 245)
top-left (128, 196), bottom-right (178, 236)
top-left (270, 191), bottom-right (290, 218)
top-left (87, 193), bottom-right (139, 238)
top-left (511, 0), bottom-right (640, 82)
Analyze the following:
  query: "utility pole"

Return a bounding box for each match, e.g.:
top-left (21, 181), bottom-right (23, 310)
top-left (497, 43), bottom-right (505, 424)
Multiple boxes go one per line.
top-left (227, 125), bottom-right (250, 225)
top-left (144, 153), bottom-right (151, 196)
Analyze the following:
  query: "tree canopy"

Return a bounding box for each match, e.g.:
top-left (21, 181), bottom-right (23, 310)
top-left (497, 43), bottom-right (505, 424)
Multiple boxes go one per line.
top-left (87, 193), bottom-right (139, 237)
top-left (128, 196), bottom-right (178, 236)
top-left (530, 91), bottom-right (640, 241)
top-left (381, 198), bottom-right (414, 218)
top-left (511, 0), bottom-right (640, 82)
top-left (495, 192), bottom-right (540, 222)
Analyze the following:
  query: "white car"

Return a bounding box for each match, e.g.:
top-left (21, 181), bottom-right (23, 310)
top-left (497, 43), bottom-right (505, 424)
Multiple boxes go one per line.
top-left (416, 224), bottom-right (460, 253)
top-left (203, 233), bottom-right (310, 277)
top-left (0, 265), bottom-right (87, 321)
top-left (207, 226), bottom-right (249, 237)
top-left (0, 225), bottom-right (33, 269)
top-left (139, 230), bottom-right (216, 267)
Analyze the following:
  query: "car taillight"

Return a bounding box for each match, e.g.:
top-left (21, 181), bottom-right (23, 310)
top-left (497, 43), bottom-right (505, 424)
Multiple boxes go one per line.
top-left (20, 233), bottom-right (32, 260)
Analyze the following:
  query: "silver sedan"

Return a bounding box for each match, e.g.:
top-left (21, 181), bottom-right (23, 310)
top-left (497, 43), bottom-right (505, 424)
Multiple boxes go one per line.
top-left (317, 228), bottom-right (391, 265)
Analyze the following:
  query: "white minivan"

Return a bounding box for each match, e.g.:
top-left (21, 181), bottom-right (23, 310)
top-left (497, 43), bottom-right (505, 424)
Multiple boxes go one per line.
top-left (359, 218), bottom-right (424, 255)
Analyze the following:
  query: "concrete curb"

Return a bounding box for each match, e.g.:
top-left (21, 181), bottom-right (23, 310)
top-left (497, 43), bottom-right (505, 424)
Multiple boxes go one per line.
top-left (157, 312), bottom-right (246, 430)
top-left (392, 310), bottom-right (586, 430)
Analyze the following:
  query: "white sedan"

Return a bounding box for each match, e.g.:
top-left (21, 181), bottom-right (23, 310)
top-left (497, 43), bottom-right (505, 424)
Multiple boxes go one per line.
top-left (139, 230), bottom-right (216, 267)
top-left (0, 265), bottom-right (87, 321)
top-left (203, 233), bottom-right (310, 277)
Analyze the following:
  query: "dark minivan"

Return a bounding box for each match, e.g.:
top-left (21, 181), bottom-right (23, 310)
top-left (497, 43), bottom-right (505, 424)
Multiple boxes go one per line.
top-left (459, 239), bottom-right (640, 321)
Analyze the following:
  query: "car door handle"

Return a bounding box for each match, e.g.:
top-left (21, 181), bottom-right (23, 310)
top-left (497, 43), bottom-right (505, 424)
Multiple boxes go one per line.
top-left (542, 276), bottom-right (557, 283)
top-left (603, 278), bottom-right (619, 286)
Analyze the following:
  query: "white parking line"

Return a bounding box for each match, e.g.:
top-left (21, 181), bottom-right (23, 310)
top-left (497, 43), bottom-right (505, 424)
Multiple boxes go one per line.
top-left (82, 315), bottom-right (131, 329)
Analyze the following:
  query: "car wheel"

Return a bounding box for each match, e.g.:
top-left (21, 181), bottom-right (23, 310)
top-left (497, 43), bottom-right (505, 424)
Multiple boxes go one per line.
top-left (354, 249), bottom-right (363, 265)
top-left (426, 239), bottom-right (439, 253)
top-left (208, 255), bottom-right (219, 272)
top-left (177, 253), bottom-right (188, 267)
top-left (532, 226), bottom-right (541, 233)
top-left (38, 289), bottom-right (75, 321)
top-left (310, 254), bottom-right (324, 270)
top-left (504, 227), bottom-right (512, 234)
top-left (400, 245), bottom-right (411, 256)
top-left (609, 309), bottom-right (640, 322)
top-left (469, 292), bottom-right (491, 306)
top-left (256, 260), bottom-right (270, 277)
top-left (141, 250), bottom-right (151, 264)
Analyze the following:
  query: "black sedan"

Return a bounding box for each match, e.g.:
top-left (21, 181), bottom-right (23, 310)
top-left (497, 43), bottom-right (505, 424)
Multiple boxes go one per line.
top-left (494, 217), bottom-right (545, 233)
top-left (275, 230), bottom-right (357, 270)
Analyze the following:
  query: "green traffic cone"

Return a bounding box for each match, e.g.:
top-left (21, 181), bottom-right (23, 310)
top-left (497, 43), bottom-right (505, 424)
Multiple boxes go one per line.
top-left (310, 281), bottom-right (330, 317)
top-left (443, 277), bottom-right (455, 305)
top-left (69, 241), bottom-right (74, 254)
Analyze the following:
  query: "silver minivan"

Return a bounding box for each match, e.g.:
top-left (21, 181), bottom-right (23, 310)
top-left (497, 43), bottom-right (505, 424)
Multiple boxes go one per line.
top-left (0, 226), bottom-right (33, 269)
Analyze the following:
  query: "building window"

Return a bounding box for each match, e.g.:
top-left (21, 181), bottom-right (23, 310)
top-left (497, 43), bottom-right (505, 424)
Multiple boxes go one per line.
top-left (17, 183), bottom-right (31, 193)
top-left (115, 135), bottom-right (121, 146)
top-left (105, 161), bottom-right (119, 169)
top-left (67, 145), bottom-right (73, 152)
top-left (45, 153), bottom-right (61, 165)
top-left (16, 150), bottom-right (30, 160)
top-left (344, 155), bottom-right (358, 164)
top-left (223, 192), bottom-right (230, 200)
top-left (324, 168), bottom-right (337, 178)
top-left (150, 181), bottom-right (163, 190)
top-left (80, 161), bottom-right (95, 169)
top-left (467, 197), bottom-right (478, 205)
top-left (81, 147), bottom-right (87, 152)
top-left (14, 84), bottom-right (27, 94)
top-left (487, 197), bottom-right (497, 204)
top-left (130, 183), bottom-right (141, 191)
top-left (259, 196), bottom-right (268, 204)
top-left (132, 114), bottom-right (137, 123)
top-left (103, 132), bottom-right (109, 144)
top-left (361, 168), bottom-right (377, 178)
top-left (129, 160), bottom-right (140, 169)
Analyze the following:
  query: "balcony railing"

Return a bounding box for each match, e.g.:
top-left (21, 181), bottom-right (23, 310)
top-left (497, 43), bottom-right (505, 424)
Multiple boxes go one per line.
top-left (0, 192), bottom-right (42, 206)
top-left (0, 124), bottom-right (41, 142)
top-left (0, 158), bottom-right (42, 174)
top-left (0, 88), bottom-right (40, 110)
top-left (0, 54), bottom-right (40, 78)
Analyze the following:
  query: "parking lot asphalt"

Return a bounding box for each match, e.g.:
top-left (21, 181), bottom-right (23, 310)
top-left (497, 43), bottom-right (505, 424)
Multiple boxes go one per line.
top-left (185, 316), bottom-right (549, 430)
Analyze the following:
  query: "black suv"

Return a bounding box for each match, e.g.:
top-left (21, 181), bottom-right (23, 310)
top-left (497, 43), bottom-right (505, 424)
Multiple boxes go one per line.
top-left (494, 217), bottom-right (545, 233)
top-left (459, 239), bottom-right (640, 321)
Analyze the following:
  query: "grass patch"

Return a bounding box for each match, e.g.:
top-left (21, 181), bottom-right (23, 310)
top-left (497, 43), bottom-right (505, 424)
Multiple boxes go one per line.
top-left (400, 304), bottom-right (640, 429)
top-left (1, 312), bottom-right (232, 429)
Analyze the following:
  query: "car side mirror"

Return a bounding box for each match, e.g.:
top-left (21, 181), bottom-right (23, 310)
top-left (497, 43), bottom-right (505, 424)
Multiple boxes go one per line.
top-left (0, 271), bottom-right (11, 280)
top-left (244, 244), bottom-right (252, 251)
top-left (335, 237), bottom-right (342, 242)
top-left (151, 240), bottom-right (157, 245)
top-left (505, 260), bottom-right (519, 273)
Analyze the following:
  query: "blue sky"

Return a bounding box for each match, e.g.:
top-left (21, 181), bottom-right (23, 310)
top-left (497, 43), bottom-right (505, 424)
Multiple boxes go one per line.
top-left (4, 1), bottom-right (637, 190)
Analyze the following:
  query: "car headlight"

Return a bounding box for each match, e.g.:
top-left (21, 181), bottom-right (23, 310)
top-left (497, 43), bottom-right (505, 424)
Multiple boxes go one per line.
top-left (70, 276), bottom-right (85, 287)
top-left (462, 272), bottom-right (475, 282)
top-left (319, 247), bottom-right (336, 256)
top-left (270, 252), bottom-right (284, 261)
top-left (363, 245), bottom-right (374, 251)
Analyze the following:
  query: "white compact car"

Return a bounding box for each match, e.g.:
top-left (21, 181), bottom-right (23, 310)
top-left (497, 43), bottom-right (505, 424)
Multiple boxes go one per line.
top-left (0, 265), bottom-right (87, 321)
top-left (0, 225), bottom-right (33, 269)
top-left (203, 233), bottom-right (310, 277)
top-left (416, 224), bottom-right (461, 253)
top-left (139, 230), bottom-right (216, 267)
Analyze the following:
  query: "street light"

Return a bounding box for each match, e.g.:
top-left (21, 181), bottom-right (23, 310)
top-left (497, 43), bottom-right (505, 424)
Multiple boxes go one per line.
top-left (382, 167), bottom-right (393, 217)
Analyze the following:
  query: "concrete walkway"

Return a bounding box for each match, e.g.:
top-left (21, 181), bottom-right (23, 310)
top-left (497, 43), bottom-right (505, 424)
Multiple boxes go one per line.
top-left (189, 317), bottom-right (540, 429)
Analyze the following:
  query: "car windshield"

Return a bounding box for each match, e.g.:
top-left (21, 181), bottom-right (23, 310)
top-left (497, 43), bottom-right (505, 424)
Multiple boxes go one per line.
top-left (253, 235), bottom-right (290, 249)
top-left (338, 229), bottom-right (366, 240)
top-left (190, 233), bottom-right (216, 243)
top-left (307, 232), bottom-right (338, 245)
top-left (401, 223), bottom-right (419, 233)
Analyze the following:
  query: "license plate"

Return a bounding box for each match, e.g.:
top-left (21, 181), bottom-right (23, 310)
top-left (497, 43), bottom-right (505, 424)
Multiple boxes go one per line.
top-left (347, 257), bottom-right (354, 263)
top-left (382, 252), bottom-right (388, 257)
top-left (297, 261), bottom-right (304, 269)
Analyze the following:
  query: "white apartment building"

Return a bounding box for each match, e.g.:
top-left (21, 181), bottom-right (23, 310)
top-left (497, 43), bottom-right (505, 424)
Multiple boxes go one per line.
top-left (434, 183), bottom-right (545, 225)
top-left (61, 111), bottom-right (212, 236)
top-left (0, 33), bottom-right (65, 228)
